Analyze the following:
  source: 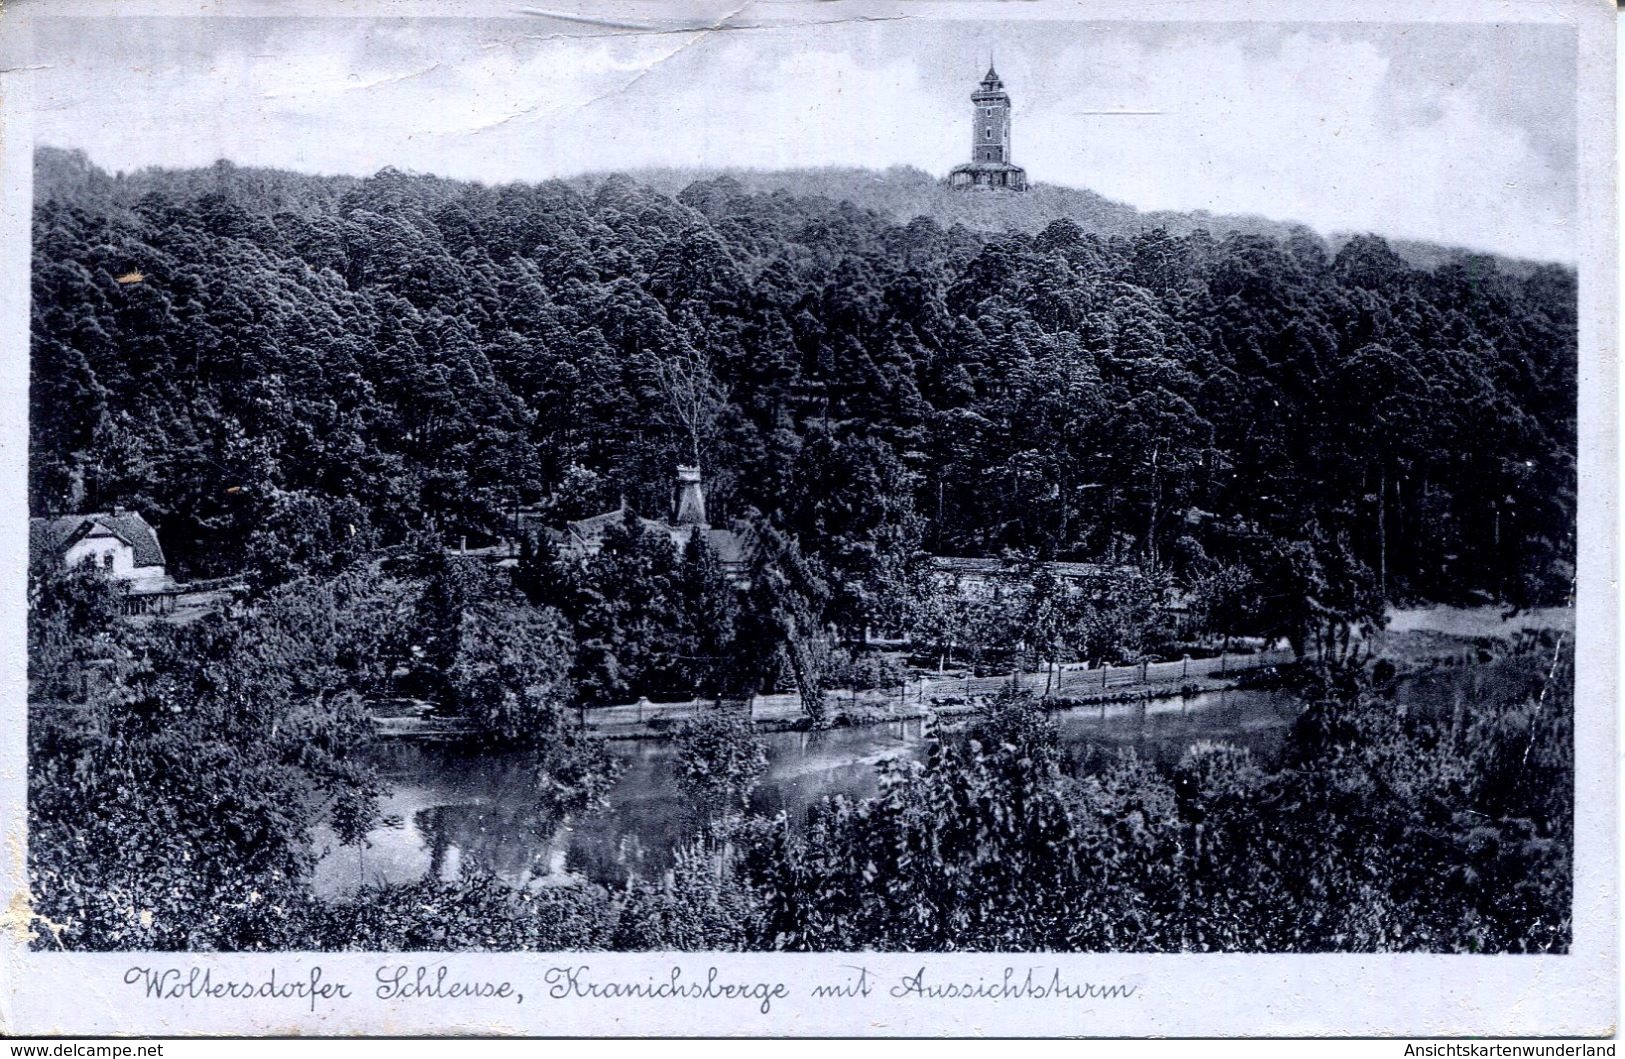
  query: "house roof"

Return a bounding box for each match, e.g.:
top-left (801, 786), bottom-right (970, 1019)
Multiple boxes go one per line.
top-left (700, 526), bottom-right (752, 568)
top-left (561, 506), bottom-right (754, 569)
top-left (567, 507), bottom-right (674, 543)
top-left (29, 511), bottom-right (167, 569)
top-left (931, 556), bottom-right (1134, 580)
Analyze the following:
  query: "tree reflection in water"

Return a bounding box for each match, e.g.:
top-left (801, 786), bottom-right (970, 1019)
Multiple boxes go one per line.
top-left (322, 669), bottom-right (1520, 896)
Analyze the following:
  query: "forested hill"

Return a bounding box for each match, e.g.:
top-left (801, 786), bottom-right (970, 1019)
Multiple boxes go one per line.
top-left (599, 165), bottom-right (1557, 276)
top-left (30, 145), bottom-right (1576, 617)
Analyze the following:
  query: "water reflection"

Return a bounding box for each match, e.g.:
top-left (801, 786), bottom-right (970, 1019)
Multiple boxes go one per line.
top-left (311, 669), bottom-right (1524, 897)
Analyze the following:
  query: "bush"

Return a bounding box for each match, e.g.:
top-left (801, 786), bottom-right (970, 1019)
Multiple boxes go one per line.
top-left (673, 709), bottom-right (769, 810)
top-left (823, 649), bottom-right (906, 691)
top-left (611, 840), bottom-right (766, 950)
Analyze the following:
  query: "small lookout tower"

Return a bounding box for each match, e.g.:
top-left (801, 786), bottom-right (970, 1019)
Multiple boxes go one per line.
top-left (947, 62), bottom-right (1029, 191)
top-left (674, 465), bottom-right (708, 527)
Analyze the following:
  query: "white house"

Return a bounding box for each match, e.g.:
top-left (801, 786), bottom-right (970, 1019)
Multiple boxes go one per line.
top-left (29, 508), bottom-right (168, 584)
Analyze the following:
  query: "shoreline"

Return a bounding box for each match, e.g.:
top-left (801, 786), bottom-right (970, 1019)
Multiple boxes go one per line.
top-left (594, 668), bottom-right (1273, 741)
top-left (368, 606), bottom-right (1571, 745)
top-left (370, 655), bottom-right (1294, 744)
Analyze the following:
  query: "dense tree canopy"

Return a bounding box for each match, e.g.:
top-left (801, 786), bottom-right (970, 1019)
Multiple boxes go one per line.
top-left (31, 149), bottom-right (1576, 619)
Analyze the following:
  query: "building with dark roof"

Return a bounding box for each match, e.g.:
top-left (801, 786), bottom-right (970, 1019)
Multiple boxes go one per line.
top-left (29, 509), bottom-right (169, 584)
top-left (556, 466), bottom-right (753, 580)
top-left (947, 64), bottom-right (1030, 192)
top-left (930, 556), bottom-right (1135, 599)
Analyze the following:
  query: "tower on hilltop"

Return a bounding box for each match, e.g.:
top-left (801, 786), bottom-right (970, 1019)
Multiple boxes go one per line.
top-left (947, 62), bottom-right (1029, 191)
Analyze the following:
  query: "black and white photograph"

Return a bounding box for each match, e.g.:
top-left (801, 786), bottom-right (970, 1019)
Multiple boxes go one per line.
top-left (0, 0), bottom-right (1614, 1039)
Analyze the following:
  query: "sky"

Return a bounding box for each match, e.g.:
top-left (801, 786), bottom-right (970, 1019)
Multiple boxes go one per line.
top-left (18, 4), bottom-right (1579, 261)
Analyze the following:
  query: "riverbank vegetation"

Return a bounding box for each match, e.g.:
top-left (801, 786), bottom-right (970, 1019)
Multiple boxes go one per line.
top-left (29, 537), bottom-right (1572, 955)
top-left (29, 592), bottom-right (1571, 952)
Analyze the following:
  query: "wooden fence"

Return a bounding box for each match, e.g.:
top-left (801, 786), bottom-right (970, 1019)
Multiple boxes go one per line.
top-left (586, 648), bottom-right (1298, 733)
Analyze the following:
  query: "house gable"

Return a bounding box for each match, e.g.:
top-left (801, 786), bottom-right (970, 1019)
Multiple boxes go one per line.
top-left (28, 510), bottom-right (168, 580)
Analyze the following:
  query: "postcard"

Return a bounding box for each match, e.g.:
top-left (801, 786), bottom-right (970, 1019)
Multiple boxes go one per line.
top-left (0, 0), bottom-right (1613, 1038)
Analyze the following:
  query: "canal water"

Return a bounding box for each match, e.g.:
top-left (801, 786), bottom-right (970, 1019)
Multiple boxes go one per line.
top-left (310, 664), bottom-right (1520, 897)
